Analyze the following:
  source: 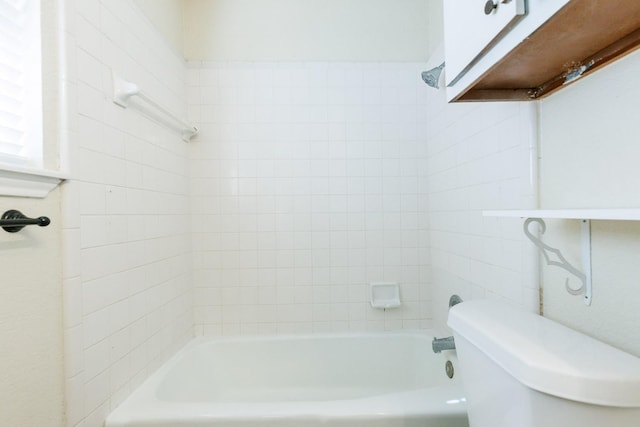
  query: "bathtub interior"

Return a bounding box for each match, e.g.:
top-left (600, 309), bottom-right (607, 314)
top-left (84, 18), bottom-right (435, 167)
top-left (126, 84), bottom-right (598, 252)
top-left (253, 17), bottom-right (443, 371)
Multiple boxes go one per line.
top-left (156, 333), bottom-right (452, 402)
top-left (105, 332), bottom-right (468, 427)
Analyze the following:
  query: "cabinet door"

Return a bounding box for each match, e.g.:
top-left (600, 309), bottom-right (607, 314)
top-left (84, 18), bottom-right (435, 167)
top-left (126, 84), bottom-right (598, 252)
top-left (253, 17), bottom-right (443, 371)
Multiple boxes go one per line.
top-left (444, 0), bottom-right (526, 86)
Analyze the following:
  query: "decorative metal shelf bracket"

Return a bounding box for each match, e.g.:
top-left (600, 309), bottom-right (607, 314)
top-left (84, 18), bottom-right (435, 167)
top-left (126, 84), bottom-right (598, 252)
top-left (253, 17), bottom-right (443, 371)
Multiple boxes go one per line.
top-left (524, 217), bottom-right (592, 306)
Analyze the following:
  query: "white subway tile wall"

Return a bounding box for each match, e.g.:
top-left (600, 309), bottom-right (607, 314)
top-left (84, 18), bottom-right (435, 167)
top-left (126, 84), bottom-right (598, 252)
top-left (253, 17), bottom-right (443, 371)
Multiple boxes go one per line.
top-left (61, 1), bottom-right (192, 426)
top-left (187, 62), bottom-right (433, 335)
top-left (423, 88), bottom-right (539, 326)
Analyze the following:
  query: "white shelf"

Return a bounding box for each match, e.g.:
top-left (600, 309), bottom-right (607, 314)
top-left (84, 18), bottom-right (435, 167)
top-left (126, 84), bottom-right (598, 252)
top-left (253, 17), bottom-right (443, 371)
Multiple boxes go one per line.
top-left (483, 209), bottom-right (640, 221)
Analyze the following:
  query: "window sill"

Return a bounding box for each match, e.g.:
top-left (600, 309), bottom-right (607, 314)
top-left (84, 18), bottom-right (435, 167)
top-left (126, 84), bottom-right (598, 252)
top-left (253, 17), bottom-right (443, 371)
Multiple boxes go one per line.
top-left (0, 166), bottom-right (67, 198)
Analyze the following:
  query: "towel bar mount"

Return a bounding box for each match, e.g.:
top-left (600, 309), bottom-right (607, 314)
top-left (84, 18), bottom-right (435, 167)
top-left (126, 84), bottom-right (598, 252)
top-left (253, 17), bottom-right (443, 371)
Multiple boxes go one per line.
top-left (0, 210), bottom-right (50, 233)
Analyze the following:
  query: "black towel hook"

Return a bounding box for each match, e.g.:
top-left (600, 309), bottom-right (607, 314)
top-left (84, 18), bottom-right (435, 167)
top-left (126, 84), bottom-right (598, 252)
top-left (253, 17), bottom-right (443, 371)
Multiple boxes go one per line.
top-left (0, 210), bottom-right (51, 233)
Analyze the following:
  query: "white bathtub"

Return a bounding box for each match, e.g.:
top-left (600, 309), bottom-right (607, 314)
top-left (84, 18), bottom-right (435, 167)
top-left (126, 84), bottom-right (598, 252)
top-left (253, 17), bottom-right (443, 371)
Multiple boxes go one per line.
top-left (106, 332), bottom-right (468, 427)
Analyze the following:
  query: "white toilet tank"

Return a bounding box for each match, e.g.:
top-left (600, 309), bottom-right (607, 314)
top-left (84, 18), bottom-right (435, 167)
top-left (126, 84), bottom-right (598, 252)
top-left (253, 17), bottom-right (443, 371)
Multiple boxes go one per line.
top-left (448, 300), bottom-right (640, 427)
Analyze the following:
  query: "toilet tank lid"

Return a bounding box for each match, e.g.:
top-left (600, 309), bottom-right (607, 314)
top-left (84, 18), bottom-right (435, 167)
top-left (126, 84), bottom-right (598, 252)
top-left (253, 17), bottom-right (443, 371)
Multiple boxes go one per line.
top-left (448, 300), bottom-right (640, 408)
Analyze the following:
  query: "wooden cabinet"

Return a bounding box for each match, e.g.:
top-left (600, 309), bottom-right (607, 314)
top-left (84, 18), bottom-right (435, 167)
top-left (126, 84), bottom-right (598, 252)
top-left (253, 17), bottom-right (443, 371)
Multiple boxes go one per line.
top-left (444, 0), bottom-right (640, 102)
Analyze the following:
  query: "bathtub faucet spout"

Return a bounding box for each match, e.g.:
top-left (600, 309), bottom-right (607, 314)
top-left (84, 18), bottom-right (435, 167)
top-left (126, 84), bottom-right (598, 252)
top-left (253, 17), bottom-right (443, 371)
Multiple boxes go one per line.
top-left (432, 336), bottom-right (455, 353)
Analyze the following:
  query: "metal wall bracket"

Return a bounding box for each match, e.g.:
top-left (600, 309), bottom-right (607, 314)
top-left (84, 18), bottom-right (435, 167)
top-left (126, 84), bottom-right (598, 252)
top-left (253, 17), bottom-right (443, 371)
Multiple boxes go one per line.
top-left (0, 210), bottom-right (51, 233)
top-left (523, 217), bottom-right (592, 306)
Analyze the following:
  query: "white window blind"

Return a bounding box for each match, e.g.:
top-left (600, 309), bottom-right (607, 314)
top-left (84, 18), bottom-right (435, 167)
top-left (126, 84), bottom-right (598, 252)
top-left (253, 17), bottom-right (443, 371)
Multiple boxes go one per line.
top-left (0, 0), bottom-right (42, 167)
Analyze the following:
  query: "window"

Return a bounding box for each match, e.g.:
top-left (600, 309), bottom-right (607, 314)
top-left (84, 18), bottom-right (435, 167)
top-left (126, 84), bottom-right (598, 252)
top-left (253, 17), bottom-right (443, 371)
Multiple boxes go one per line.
top-left (0, 0), bottom-right (63, 197)
top-left (0, 0), bottom-right (42, 167)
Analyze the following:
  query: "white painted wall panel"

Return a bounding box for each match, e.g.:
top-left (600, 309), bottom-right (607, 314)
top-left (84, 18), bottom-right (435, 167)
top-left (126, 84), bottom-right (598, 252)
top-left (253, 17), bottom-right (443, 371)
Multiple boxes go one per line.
top-left (183, 0), bottom-right (432, 61)
top-left (0, 193), bottom-right (64, 426)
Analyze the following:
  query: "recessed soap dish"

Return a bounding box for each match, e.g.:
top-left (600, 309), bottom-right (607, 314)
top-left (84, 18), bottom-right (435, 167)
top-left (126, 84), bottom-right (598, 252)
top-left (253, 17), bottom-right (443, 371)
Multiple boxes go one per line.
top-left (370, 282), bottom-right (401, 309)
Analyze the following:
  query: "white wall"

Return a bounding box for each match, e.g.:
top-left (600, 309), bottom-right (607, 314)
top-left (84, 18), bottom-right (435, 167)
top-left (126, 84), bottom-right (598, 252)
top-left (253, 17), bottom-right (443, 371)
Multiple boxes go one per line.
top-left (133, 0), bottom-right (183, 54)
top-left (425, 0), bottom-right (444, 60)
top-left (182, 0), bottom-right (432, 62)
top-left (424, 86), bottom-right (539, 327)
top-left (0, 192), bottom-right (64, 426)
top-left (61, 1), bottom-right (192, 425)
top-left (187, 61), bottom-right (433, 334)
top-left (539, 49), bottom-right (640, 356)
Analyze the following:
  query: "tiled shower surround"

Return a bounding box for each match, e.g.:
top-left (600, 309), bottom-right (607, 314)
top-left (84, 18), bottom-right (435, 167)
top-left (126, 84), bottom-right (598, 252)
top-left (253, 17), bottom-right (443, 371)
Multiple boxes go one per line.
top-left (61, 2), bottom-right (535, 425)
top-left (61, 1), bottom-right (192, 426)
top-left (187, 62), bottom-right (434, 335)
top-left (186, 61), bottom-right (536, 336)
